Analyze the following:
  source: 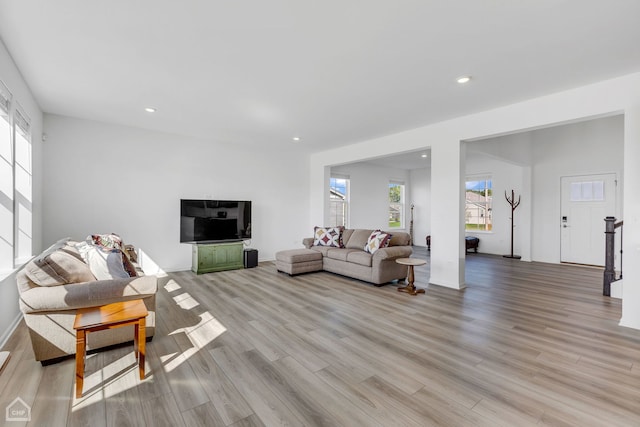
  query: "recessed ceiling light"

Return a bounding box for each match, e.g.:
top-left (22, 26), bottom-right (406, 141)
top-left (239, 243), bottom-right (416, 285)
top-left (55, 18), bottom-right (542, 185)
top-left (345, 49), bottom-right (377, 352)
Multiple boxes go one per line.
top-left (457, 76), bottom-right (471, 84)
top-left (421, 153), bottom-right (428, 158)
top-left (144, 107), bottom-right (156, 113)
top-left (292, 136), bottom-right (301, 142)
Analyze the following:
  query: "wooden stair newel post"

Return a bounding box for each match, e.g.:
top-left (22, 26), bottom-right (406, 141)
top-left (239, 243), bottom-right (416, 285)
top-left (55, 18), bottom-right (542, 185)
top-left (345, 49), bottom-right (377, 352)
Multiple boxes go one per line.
top-left (603, 216), bottom-right (616, 296)
top-left (503, 189), bottom-right (522, 259)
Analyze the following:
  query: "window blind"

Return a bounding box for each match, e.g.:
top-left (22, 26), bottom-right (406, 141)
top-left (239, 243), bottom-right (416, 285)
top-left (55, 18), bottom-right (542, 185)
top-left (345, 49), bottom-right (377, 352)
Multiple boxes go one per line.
top-left (14, 102), bottom-right (31, 135)
top-left (466, 174), bottom-right (491, 182)
top-left (0, 79), bottom-right (11, 115)
top-left (331, 173), bottom-right (349, 180)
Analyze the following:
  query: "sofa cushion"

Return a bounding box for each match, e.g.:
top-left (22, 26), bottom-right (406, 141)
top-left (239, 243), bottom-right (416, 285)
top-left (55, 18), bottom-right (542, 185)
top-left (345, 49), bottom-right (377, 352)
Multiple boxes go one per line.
top-left (313, 226), bottom-right (344, 248)
top-left (345, 229), bottom-right (373, 250)
top-left (341, 229), bottom-right (354, 247)
top-left (52, 250), bottom-right (98, 283)
top-left (326, 248), bottom-right (358, 262)
top-left (365, 230), bottom-right (393, 254)
top-left (347, 251), bottom-right (372, 267)
top-left (25, 249), bottom-right (96, 287)
top-left (59, 242), bottom-right (84, 261)
top-left (24, 258), bottom-right (66, 287)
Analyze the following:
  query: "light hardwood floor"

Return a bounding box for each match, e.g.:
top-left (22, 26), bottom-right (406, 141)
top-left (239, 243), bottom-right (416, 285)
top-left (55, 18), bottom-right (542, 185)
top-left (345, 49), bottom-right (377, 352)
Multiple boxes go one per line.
top-left (2, 248), bottom-right (640, 426)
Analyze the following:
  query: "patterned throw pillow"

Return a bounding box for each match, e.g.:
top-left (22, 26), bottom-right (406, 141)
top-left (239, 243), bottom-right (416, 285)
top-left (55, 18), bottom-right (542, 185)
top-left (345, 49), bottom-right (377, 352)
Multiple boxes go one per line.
top-left (313, 226), bottom-right (344, 248)
top-left (364, 230), bottom-right (393, 254)
top-left (90, 233), bottom-right (124, 251)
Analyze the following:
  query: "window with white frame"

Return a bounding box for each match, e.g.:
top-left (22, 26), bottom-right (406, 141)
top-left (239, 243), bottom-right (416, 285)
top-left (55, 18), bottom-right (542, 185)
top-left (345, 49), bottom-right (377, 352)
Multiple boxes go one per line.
top-left (14, 103), bottom-right (32, 263)
top-left (388, 181), bottom-right (405, 228)
top-left (0, 80), bottom-right (13, 271)
top-left (465, 175), bottom-right (492, 231)
top-left (0, 79), bottom-right (33, 271)
top-left (329, 175), bottom-right (349, 227)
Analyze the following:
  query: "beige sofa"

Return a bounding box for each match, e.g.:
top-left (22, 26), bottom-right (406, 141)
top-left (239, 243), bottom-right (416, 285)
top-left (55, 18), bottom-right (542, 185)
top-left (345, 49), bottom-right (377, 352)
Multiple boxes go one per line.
top-left (299, 228), bottom-right (413, 285)
top-left (16, 239), bottom-right (157, 364)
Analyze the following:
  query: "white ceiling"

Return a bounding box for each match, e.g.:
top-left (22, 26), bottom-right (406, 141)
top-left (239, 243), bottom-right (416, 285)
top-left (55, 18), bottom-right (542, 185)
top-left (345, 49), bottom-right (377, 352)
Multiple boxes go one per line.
top-left (1, 1), bottom-right (639, 152)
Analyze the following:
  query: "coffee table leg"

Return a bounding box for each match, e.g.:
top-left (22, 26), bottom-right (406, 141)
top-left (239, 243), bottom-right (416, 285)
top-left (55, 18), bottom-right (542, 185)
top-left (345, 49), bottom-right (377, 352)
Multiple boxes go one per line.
top-left (75, 329), bottom-right (86, 398)
top-left (138, 318), bottom-right (146, 380)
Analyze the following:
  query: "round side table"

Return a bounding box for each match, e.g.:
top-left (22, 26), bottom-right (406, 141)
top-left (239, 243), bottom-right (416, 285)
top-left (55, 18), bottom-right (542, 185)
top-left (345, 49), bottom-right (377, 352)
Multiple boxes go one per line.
top-left (395, 257), bottom-right (427, 295)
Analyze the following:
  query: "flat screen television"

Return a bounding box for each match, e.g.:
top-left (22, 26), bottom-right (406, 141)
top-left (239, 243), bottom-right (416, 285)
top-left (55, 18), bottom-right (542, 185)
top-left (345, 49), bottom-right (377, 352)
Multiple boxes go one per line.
top-left (180, 199), bottom-right (251, 243)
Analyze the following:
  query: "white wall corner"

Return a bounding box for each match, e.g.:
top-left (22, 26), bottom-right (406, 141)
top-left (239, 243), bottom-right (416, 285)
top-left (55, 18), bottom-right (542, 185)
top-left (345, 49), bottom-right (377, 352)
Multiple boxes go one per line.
top-left (620, 105), bottom-right (640, 330)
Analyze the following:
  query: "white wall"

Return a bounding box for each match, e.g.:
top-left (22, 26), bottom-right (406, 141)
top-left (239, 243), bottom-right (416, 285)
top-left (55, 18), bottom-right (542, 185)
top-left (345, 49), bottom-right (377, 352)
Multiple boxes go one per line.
top-left (530, 115), bottom-right (624, 263)
top-left (621, 106), bottom-right (640, 329)
top-left (42, 115), bottom-right (310, 271)
top-left (0, 39), bottom-right (44, 346)
top-left (467, 131), bottom-right (533, 165)
top-left (464, 115), bottom-right (623, 262)
top-left (465, 152), bottom-right (529, 259)
top-left (331, 163), bottom-right (410, 230)
top-left (466, 132), bottom-right (534, 262)
top-left (409, 166), bottom-right (431, 247)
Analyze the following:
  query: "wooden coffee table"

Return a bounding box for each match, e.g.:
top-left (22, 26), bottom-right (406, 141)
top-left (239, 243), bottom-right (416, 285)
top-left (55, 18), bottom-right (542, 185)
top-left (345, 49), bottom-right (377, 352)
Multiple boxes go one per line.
top-left (73, 299), bottom-right (148, 398)
top-left (396, 258), bottom-right (427, 295)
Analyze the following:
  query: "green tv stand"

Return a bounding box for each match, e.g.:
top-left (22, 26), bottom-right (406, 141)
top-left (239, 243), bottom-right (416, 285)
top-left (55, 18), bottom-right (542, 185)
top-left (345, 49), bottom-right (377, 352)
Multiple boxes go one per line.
top-left (192, 241), bottom-right (244, 274)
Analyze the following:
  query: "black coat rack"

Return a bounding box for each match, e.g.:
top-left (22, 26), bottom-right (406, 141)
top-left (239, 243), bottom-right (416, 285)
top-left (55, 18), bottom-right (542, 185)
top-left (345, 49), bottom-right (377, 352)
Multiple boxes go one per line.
top-left (503, 189), bottom-right (521, 259)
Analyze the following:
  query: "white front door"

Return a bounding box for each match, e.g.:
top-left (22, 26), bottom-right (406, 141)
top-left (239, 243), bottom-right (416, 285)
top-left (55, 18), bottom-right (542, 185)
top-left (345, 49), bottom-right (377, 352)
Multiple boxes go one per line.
top-left (560, 174), bottom-right (616, 266)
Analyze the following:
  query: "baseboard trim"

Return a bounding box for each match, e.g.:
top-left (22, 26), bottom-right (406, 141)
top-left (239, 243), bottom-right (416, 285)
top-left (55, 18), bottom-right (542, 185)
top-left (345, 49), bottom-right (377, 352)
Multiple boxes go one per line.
top-left (0, 351), bottom-right (10, 374)
top-left (0, 313), bottom-right (23, 350)
top-left (618, 316), bottom-right (640, 331)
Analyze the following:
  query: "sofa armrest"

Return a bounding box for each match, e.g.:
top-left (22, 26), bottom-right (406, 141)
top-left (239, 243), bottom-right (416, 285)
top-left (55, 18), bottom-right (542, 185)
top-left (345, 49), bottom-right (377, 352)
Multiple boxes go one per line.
top-left (19, 275), bottom-right (158, 314)
top-left (372, 246), bottom-right (413, 261)
top-left (302, 237), bottom-right (314, 249)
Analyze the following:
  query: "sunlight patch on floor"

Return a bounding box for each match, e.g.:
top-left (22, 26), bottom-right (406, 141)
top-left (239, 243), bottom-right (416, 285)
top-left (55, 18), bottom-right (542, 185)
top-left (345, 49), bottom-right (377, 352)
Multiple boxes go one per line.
top-left (161, 278), bottom-right (228, 373)
top-left (172, 292), bottom-right (199, 310)
top-left (162, 348), bottom-right (191, 373)
top-left (71, 354), bottom-right (105, 410)
top-left (102, 355), bottom-right (141, 399)
top-left (71, 351), bottom-right (150, 409)
top-left (164, 279), bottom-right (182, 292)
top-left (169, 311), bottom-right (227, 350)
